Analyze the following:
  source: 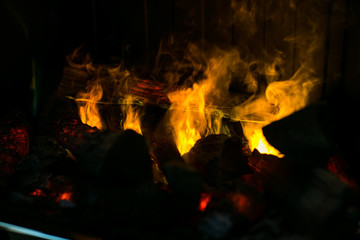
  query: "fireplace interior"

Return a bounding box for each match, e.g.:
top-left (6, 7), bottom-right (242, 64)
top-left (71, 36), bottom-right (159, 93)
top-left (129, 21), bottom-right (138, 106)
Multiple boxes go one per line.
top-left (1, 0), bottom-right (360, 239)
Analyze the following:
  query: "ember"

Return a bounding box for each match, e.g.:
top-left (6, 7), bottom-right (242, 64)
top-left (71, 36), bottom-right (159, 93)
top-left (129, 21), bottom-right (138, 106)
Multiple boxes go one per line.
top-left (199, 193), bottom-right (211, 211)
top-left (57, 192), bottom-right (72, 202)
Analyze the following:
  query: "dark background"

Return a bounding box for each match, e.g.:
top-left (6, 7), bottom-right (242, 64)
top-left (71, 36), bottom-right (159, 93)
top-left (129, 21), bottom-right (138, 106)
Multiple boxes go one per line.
top-left (0, 0), bottom-right (359, 120)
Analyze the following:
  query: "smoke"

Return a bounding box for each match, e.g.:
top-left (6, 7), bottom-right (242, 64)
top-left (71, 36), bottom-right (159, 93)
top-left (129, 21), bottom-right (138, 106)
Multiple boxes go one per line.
top-left (69, 0), bottom-right (332, 156)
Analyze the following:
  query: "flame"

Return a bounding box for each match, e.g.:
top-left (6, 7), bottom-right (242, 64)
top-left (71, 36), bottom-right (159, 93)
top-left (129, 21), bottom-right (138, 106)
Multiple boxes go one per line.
top-left (248, 128), bottom-right (280, 156)
top-left (77, 82), bottom-right (103, 129)
top-left (233, 63), bottom-right (320, 157)
top-left (122, 95), bottom-right (142, 134)
top-left (166, 46), bottom-right (237, 155)
top-left (69, 0), bottom-right (326, 158)
top-left (167, 83), bottom-right (212, 155)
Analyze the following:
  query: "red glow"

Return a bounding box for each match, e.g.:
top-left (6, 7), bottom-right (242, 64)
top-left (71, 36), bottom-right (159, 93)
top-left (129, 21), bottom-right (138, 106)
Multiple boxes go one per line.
top-left (230, 193), bottom-right (252, 216)
top-left (199, 193), bottom-right (211, 211)
top-left (0, 126), bottom-right (29, 159)
top-left (328, 156), bottom-right (358, 189)
top-left (30, 189), bottom-right (45, 197)
top-left (57, 192), bottom-right (72, 201)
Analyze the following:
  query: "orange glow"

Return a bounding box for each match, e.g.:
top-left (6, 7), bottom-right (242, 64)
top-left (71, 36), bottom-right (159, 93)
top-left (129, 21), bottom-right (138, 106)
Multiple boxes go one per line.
top-left (30, 189), bottom-right (45, 197)
top-left (77, 82), bottom-right (103, 129)
top-left (199, 193), bottom-right (211, 211)
top-left (57, 192), bottom-right (73, 201)
top-left (122, 95), bottom-right (142, 134)
top-left (230, 193), bottom-right (254, 217)
top-left (231, 194), bottom-right (250, 213)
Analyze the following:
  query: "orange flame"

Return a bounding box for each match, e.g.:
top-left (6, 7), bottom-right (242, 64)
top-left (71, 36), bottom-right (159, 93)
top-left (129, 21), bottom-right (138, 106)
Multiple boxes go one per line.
top-left (77, 82), bottom-right (103, 129)
top-left (166, 46), bottom-right (237, 155)
top-left (122, 95), bottom-right (142, 134)
top-left (71, 0), bottom-right (325, 158)
top-left (233, 64), bottom-right (320, 157)
top-left (167, 83), bottom-right (215, 155)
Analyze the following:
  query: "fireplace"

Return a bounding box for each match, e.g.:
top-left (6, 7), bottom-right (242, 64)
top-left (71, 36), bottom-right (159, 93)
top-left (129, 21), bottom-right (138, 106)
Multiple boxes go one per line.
top-left (0, 0), bottom-right (360, 239)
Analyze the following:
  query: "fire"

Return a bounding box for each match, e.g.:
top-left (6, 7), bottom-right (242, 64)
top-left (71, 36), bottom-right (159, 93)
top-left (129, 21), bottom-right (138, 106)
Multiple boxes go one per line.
top-left (249, 128), bottom-right (280, 156)
top-left (77, 82), bottom-right (103, 129)
top-left (69, 0), bottom-right (324, 158)
top-left (166, 46), bottom-right (237, 155)
top-left (167, 83), bottom-right (212, 155)
top-left (122, 95), bottom-right (142, 134)
top-left (233, 64), bottom-right (320, 157)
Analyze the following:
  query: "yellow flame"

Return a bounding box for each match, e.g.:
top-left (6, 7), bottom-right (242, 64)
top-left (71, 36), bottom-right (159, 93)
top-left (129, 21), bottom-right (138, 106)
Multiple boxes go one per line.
top-left (167, 47), bottom-right (237, 155)
top-left (234, 63), bottom-right (320, 157)
top-left (167, 83), bottom-right (213, 155)
top-left (122, 95), bottom-right (142, 134)
top-left (77, 82), bottom-right (103, 129)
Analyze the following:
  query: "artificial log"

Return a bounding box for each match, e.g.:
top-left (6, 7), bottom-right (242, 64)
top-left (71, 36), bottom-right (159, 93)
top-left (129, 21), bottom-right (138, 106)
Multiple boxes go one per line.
top-left (58, 66), bottom-right (91, 97)
top-left (140, 104), bottom-right (205, 211)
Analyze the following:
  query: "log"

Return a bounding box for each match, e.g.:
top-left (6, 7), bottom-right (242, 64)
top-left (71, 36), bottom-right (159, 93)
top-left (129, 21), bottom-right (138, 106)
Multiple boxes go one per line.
top-left (39, 96), bottom-right (153, 184)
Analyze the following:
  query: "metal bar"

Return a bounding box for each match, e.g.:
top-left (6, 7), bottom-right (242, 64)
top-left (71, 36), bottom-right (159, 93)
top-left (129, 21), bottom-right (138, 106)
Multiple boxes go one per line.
top-left (66, 96), bottom-right (267, 124)
top-left (0, 221), bottom-right (69, 240)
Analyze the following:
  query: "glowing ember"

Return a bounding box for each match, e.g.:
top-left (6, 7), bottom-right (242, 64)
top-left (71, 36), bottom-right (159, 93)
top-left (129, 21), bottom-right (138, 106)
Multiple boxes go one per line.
top-left (57, 192), bottom-right (73, 202)
top-left (231, 193), bottom-right (251, 214)
top-left (199, 193), bottom-right (211, 211)
top-left (0, 126), bottom-right (29, 159)
top-left (30, 189), bottom-right (45, 197)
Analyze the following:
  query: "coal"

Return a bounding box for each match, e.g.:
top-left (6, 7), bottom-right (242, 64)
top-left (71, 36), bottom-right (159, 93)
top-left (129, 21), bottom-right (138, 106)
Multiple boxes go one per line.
top-left (100, 129), bottom-right (153, 184)
top-left (262, 165), bottom-right (359, 238)
top-left (198, 212), bottom-right (234, 239)
top-left (220, 137), bottom-right (251, 173)
top-left (183, 134), bottom-right (251, 190)
top-left (164, 161), bottom-right (203, 211)
top-left (263, 102), bottom-right (337, 167)
top-left (9, 136), bottom-right (78, 194)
